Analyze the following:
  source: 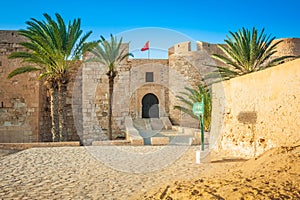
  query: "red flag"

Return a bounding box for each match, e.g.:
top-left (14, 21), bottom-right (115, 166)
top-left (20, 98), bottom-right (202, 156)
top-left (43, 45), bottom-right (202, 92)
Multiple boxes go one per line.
top-left (141, 41), bottom-right (149, 51)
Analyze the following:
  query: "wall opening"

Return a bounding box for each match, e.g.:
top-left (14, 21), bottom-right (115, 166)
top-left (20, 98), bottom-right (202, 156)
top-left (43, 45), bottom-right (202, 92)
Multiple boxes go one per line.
top-left (145, 72), bottom-right (154, 82)
top-left (142, 93), bottom-right (159, 118)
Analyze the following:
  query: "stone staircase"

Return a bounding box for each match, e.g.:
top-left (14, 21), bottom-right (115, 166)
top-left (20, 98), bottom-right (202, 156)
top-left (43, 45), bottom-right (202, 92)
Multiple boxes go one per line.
top-left (133, 118), bottom-right (165, 130)
top-left (132, 118), bottom-right (151, 130)
top-left (133, 118), bottom-right (193, 145)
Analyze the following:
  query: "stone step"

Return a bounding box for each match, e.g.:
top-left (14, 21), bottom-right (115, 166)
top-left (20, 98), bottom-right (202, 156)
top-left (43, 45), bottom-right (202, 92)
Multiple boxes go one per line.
top-left (149, 118), bottom-right (164, 130)
top-left (151, 137), bottom-right (169, 145)
top-left (133, 118), bottom-right (150, 130)
top-left (168, 135), bottom-right (193, 145)
top-left (92, 140), bottom-right (131, 146)
top-left (133, 118), bottom-right (172, 131)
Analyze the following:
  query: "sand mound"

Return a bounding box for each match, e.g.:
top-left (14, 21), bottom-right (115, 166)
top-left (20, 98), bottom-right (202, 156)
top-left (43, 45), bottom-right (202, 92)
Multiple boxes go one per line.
top-left (137, 144), bottom-right (300, 199)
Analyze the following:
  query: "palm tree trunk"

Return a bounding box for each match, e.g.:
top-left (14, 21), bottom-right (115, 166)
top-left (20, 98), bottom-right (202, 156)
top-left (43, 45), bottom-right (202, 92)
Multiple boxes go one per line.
top-left (49, 84), bottom-right (60, 142)
top-left (107, 72), bottom-right (116, 140)
top-left (58, 81), bottom-right (68, 141)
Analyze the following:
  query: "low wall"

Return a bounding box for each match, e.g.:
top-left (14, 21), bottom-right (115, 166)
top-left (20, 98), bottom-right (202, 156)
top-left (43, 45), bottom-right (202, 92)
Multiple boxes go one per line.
top-left (172, 126), bottom-right (209, 144)
top-left (124, 117), bottom-right (144, 145)
top-left (0, 142), bottom-right (80, 150)
top-left (210, 59), bottom-right (300, 158)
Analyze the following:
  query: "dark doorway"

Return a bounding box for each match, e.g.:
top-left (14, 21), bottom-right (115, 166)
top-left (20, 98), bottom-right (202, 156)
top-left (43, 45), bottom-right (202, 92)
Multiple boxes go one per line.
top-left (142, 93), bottom-right (159, 118)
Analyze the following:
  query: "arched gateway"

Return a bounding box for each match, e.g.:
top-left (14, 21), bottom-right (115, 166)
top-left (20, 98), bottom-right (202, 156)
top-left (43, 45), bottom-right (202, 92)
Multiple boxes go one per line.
top-left (142, 93), bottom-right (159, 118)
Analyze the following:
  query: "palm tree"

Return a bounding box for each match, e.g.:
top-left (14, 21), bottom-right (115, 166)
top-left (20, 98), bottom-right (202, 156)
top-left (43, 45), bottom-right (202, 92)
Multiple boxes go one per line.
top-left (174, 85), bottom-right (212, 131)
top-left (88, 35), bottom-right (133, 140)
top-left (206, 27), bottom-right (294, 82)
top-left (7, 13), bottom-right (96, 142)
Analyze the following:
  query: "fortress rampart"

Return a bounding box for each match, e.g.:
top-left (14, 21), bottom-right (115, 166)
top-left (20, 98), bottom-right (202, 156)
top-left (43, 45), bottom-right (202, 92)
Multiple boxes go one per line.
top-left (0, 30), bottom-right (299, 144)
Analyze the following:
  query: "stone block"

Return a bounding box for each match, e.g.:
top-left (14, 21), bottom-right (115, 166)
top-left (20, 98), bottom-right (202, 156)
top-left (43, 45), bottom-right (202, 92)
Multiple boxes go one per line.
top-left (27, 108), bottom-right (35, 112)
top-left (151, 137), bottom-right (169, 145)
top-left (4, 121), bottom-right (12, 126)
top-left (183, 127), bottom-right (195, 135)
top-left (130, 137), bottom-right (144, 145)
top-left (92, 140), bottom-right (130, 146)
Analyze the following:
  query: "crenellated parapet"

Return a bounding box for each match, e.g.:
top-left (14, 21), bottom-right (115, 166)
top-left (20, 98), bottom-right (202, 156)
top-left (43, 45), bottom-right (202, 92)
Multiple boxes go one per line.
top-left (0, 31), bottom-right (27, 55)
top-left (168, 38), bottom-right (300, 59)
top-left (272, 38), bottom-right (300, 58)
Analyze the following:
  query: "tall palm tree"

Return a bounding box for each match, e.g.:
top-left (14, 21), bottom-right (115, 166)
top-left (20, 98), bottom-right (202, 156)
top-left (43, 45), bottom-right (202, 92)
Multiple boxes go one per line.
top-left (7, 13), bottom-right (96, 142)
top-left (174, 85), bottom-right (212, 131)
top-left (206, 27), bottom-right (294, 82)
top-left (88, 35), bottom-right (133, 140)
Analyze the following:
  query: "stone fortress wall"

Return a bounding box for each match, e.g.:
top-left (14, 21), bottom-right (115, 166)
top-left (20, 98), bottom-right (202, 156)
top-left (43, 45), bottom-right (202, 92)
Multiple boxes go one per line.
top-left (210, 58), bottom-right (300, 158)
top-left (0, 30), bottom-right (299, 144)
top-left (0, 31), bottom-right (42, 142)
top-left (80, 41), bottom-right (222, 144)
top-left (0, 31), bottom-right (80, 143)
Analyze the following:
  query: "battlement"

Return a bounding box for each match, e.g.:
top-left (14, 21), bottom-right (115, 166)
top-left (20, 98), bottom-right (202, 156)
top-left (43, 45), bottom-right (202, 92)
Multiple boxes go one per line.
top-left (168, 40), bottom-right (222, 56)
top-left (273, 38), bottom-right (300, 58)
top-left (0, 30), bottom-right (26, 43)
top-left (168, 38), bottom-right (300, 58)
top-left (2, 30), bottom-right (299, 59)
top-left (0, 30), bottom-right (27, 55)
top-left (168, 41), bottom-right (191, 56)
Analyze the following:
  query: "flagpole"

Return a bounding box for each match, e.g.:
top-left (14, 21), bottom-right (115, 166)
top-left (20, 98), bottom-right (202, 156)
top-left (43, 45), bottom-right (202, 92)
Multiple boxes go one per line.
top-left (148, 48), bottom-right (150, 59)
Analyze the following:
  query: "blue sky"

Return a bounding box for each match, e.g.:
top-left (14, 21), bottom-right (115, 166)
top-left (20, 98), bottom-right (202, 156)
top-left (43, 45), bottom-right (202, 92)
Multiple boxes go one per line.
top-left (1, 0), bottom-right (299, 58)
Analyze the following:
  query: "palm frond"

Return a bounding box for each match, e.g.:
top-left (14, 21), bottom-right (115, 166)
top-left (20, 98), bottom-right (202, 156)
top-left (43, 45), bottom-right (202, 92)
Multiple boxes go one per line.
top-left (87, 34), bottom-right (133, 74)
top-left (8, 13), bottom-right (93, 81)
top-left (174, 85), bottom-right (212, 130)
top-left (174, 106), bottom-right (198, 120)
top-left (7, 66), bottom-right (40, 79)
top-left (208, 27), bottom-right (294, 82)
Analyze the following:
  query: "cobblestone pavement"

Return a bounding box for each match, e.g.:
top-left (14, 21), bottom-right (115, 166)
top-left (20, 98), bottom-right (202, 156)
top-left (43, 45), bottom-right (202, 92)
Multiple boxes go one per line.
top-left (0, 146), bottom-right (216, 199)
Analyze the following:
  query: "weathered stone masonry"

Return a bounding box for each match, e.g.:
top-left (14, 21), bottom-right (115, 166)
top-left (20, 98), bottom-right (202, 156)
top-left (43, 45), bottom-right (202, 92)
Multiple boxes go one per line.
top-left (80, 41), bottom-right (222, 144)
top-left (210, 58), bottom-right (300, 158)
top-left (1, 30), bottom-right (299, 145)
top-left (0, 30), bottom-right (80, 143)
top-left (0, 31), bottom-right (42, 142)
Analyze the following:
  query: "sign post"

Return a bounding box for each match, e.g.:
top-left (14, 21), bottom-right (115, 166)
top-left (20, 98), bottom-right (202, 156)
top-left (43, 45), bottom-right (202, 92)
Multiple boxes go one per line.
top-left (192, 99), bottom-right (205, 151)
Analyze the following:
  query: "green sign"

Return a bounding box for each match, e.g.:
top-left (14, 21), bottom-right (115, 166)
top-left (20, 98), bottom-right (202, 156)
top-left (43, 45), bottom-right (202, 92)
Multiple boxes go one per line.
top-left (192, 101), bottom-right (204, 116)
top-left (192, 101), bottom-right (205, 151)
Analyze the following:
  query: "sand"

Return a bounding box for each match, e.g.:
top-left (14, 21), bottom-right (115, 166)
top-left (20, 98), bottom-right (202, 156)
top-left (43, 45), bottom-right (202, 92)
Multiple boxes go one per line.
top-left (0, 149), bottom-right (19, 157)
top-left (135, 144), bottom-right (300, 199)
top-left (0, 144), bottom-right (299, 199)
top-left (0, 146), bottom-right (215, 199)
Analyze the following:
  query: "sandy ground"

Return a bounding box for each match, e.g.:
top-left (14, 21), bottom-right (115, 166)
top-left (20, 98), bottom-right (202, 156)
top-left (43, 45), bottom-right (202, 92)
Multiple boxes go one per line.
top-left (0, 144), bottom-right (299, 199)
top-left (0, 149), bottom-right (19, 157)
top-left (0, 146), bottom-right (222, 199)
top-left (135, 144), bottom-right (300, 200)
